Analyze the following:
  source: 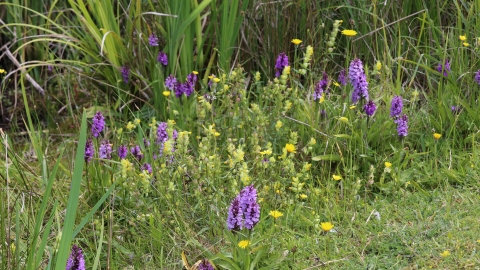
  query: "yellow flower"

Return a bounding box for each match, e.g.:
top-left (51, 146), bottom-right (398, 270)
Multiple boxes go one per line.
top-left (213, 77), bottom-right (221, 83)
top-left (463, 42), bottom-right (469, 47)
top-left (192, 71), bottom-right (199, 75)
top-left (440, 250), bottom-right (450, 257)
top-left (459, 35), bottom-right (467, 41)
top-left (283, 66), bottom-right (291, 75)
top-left (269, 210), bottom-right (284, 219)
top-left (433, 133), bottom-right (442, 140)
top-left (238, 240), bottom-right (250, 249)
top-left (285, 143), bottom-right (296, 153)
top-left (477, 239), bottom-right (480, 244)
top-left (0, 69), bottom-right (5, 74)
top-left (320, 222), bottom-right (334, 232)
top-left (332, 174), bottom-right (342, 181)
top-left (214, 132), bottom-right (220, 137)
top-left (333, 81), bottom-right (340, 87)
top-left (163, 91), bottom-right (170, 97)
top-left (349, 105), bottom-right (356, 109)
top-left (255, 71), bottom-right (261, 82)
top-left (319, 94), bottom-right (325, 103)
top-left (291, 38), bottom-right (302, 45)
top-left (341, 30), bottom-right (357, 36)
top-left (375, 61), bottom-right (382, 71)
top-left (275, 120), bottom-right (283, 130)
top-left (384, 162), bottom-right (392, 168)
top-left (126, 121), bottom-right (135, 131)
top-left (339, 117), bottom-right (348, 123)
top-left (299, 194), bottom-right (308, 199)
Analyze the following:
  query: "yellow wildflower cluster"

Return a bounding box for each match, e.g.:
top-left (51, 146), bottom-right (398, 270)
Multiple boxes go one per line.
top-left (299, 45), bottom-right (314, 74)
top-left (121, 159), bottom-right (134, 178)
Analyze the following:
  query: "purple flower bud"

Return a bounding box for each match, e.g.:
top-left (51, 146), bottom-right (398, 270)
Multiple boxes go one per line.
top-left (130, 145), bottom-right (144, 161)
top-left (99, 140), bottom-right (112, 159)
top-left (437, 59), bottom-right (451, 76)
top-left (313, 72), bottom-right (328, 101)
top-left (275, 52), bottom-right (289, 77)
top-left (91, 111), bottom-right (105, 138)
top-left (165, 75), bottom-right (177, 90)
top-left (66, 244), bottom-right (86, 270)
top-left (198, 259), bottom-right (214, 270)
top-left (121, 66), bottom-right (130, 84)
top-left (475, 70), bottom-right (480, 86)
top-left (118, 145), bottom-right (128, 159)
top-left (157, 51), bottom-right (168, 66)
top-left (364, 100), bottom-right (376, 117)
top-left (148, 34), bottom-right (159, 46)
top-left (84, 139), bottom-right (94, 163)
top-left (142, 163), bottom-right (152, 174)
top-left (390, 95), bottom-right (403, 118)
top-left (394, 114), bottom-right (408, 137)
top-left (451, 105), bottom-right (461, 114)
top-left (348, 58), bottom-right (369, 103)
top-left (338, 69), bottom-right (347, 85)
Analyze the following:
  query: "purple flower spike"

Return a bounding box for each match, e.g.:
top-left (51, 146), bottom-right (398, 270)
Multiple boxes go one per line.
top-left (174, 81), bottom-right (184, 98)
top-left (130, 145), bottom-right (144, 161)
top-left (99, 140), bottom-right (112, 159)
top-left (275, 52), bottom-right (289, 77)
top-left (227, 185), bottom-right (260, 231)
top-left (364, 100), bottom-right (376, 117)
top-left (149, 34), bottom-right (159, 46)
top-left (475, 70), bottom-right (480, 86)
top-left (84, 139), bottom-right (94, 163)
top-left (91, 111), bottom-right (105, 138)
top-left (66, 244), bottom-right (86, 270)
top-left (390, 96), bottom-right (403, 118)
top-left (437, 59), bottom-right (451, 76)
top-left (313, 72), bottom-right (328, 101)
top-left (157, 51), bottom-right (168, 66)
top-left (395, 114), bottom-right (409, 137)
top-left (118, 145), bottom-right (128, 159)
top-left (121, 66), bottom-right (130, 84)
top-left (348, 58), bottom-right (369, 103)
top-left (142, 163), bottom-right (152, 174)
top-left (165, 75), bottom-right (177, 90)
top-left (198, 259), bottom-right (214, 270)
top-left (156, 122), bottom-right (168, 144)
top-left (338, 69), bottom-right (347, 86)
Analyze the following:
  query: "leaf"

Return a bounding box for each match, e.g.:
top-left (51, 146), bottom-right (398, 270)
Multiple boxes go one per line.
top-left (312, 154), bottom-right (342, 161)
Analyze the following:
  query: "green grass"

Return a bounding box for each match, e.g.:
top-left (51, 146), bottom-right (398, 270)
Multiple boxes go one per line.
top-left (2, 0), bottom-right (480, 269)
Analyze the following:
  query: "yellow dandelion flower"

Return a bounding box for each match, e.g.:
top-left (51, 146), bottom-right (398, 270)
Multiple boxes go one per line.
top-left (163, 91), bottom-right (170, 97)
top-left (213, 77), bottom-right (221, 83)
top-left (291, 39), bottom-right (302, 45)
top-left (269, 210), bottom-right (284, 219)
top-left (332, 174), bottom-right (342, 181)
top-left (214, 132), bottom-right (220, 137)
top-left (285, 143), bottom-right (296, 153)
top-left (440, 250), bottom-right (450, 257)
top-left (192, 71), bottom-right (199, 75)
top-left (459, 35), bottom-right (467, 41)
top-left (375, 61), bottom-right (382, 71)
top-left (384, 162), bottom-right (392, 168)
top-left (341, 29), bottom-right (357, 36)
top-left (0, 69), bottom-right (5, 74)
top-left (463, 42), bottom-right (469, 47)
top-left (238, 240), bottom-right (250, 249)
top-left (320, 222), bottom-right (334, 232)
top-left (339, 117), bottom-right (348, 123)
top-left (433, 133), bottom-right (442, 140)
top-left (299, 194), bottom-right (308, 199)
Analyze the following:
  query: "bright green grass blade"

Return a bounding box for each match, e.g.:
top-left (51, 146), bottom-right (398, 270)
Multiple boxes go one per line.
top-left (92, 218), bottom-right (104, 270)
top-left (54, 111), bottom-right (87, 270)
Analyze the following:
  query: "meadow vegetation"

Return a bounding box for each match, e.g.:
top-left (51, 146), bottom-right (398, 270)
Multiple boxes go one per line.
top-left (1, 0), bottom-right (480, 269)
